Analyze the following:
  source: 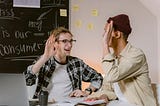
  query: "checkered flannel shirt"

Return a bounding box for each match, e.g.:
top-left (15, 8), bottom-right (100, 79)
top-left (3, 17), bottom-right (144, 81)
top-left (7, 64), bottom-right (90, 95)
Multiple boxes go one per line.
top-left (24, 56), bottom-right (103, 98)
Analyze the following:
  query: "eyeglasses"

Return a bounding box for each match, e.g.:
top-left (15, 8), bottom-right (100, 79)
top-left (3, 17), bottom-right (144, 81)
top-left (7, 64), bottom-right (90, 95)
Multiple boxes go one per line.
top-left (57, 39), bottom-right (76, 44)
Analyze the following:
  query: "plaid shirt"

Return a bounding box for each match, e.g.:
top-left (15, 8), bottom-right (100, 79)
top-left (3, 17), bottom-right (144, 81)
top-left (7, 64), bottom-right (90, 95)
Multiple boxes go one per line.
top-left (24, 56), bottom-right (103, 98)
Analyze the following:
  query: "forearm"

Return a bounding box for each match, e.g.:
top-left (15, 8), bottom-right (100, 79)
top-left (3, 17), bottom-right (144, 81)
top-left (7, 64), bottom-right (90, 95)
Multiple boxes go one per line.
top-left (89, 85), bottom-right (97, 92)
top-left (85, 82), bottom-right (102, 96)
top-left (85, 85), bottom-right (97, 95)
top-left (102, 45), bottom-right (110, 59)
top-left (89, 79), bottom-right (103, 92)
top-left (32, 55), bottom-right (49, 74)
top-left (87, 89), bottom-right (117, 101)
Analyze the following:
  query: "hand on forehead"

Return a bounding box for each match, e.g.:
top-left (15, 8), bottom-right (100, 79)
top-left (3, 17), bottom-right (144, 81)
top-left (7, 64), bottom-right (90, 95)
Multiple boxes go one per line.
top-left (104, 21), bottom-right (113, 31)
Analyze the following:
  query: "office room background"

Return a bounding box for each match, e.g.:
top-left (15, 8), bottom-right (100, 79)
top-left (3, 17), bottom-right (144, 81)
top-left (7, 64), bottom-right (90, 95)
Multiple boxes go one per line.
top-left (70, 0), bottom-right (160, 84)
top-left (0, 0), bottom-right (159, 84)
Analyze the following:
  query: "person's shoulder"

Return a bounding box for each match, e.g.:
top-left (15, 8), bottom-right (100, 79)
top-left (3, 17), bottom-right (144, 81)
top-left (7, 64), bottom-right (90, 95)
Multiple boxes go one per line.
top-left (130, 44), bottom-right (144, 54)
top-left (128, 43), bottom-right (145, 57)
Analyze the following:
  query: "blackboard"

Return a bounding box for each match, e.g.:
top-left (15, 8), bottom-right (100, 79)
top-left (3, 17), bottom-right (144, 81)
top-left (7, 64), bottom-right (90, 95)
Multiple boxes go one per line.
top-left (0, 0), bottom-right (69, 73)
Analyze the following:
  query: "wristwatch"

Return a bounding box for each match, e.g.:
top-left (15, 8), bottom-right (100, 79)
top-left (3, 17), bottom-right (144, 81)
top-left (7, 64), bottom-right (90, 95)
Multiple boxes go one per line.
top-left (85, 88), bottom-right (92, 95)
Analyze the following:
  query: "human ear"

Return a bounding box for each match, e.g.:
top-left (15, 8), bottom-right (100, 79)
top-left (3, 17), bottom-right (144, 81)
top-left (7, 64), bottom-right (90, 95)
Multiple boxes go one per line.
top-left (114, 31), bottom-right (121, 39)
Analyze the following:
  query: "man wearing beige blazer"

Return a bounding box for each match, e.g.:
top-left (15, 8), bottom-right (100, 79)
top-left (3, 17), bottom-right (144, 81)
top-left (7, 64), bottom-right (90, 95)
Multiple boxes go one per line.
top-left (86, 14), bottom-right (157, 106)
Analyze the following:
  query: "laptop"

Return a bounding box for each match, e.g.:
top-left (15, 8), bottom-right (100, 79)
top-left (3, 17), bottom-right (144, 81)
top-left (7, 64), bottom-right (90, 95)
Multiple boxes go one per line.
top-left (0, 73), bottom-right (30, 106)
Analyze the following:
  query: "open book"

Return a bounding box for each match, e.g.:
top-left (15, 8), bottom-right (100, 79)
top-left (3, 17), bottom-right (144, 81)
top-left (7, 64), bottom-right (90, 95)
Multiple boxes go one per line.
top-left (29, 97), bottom-right (106, 106)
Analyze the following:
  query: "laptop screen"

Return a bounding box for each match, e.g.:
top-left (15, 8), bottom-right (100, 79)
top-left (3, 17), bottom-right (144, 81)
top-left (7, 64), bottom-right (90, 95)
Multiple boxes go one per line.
top-left (0, 73), bottom-right (29, 106)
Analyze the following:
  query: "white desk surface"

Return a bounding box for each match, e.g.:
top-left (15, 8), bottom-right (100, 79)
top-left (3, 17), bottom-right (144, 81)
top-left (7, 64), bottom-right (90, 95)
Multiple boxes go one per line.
top-left (30, 97), bottom-right (85, 106)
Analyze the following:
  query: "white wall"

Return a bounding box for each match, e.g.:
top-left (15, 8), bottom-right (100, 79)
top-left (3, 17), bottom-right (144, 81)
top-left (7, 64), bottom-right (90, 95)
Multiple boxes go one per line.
top-left (158, 20), bottom-right (160, 83)
top-left (139, 0), bottom-right (160, 84)
top-left (70, 0), bottom-right (159, 83)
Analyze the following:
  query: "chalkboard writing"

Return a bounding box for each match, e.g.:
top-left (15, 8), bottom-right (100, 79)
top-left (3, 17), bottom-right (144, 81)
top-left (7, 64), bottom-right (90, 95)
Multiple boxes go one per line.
top-left (41, 0), bottom-right (68, 8)
top-left (0, 0), bottom-right (69, 73)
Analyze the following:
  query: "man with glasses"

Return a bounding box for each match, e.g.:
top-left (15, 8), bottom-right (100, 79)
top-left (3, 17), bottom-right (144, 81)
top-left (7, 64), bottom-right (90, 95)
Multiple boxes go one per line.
top-left (24, 27), bottom-right (103, 103)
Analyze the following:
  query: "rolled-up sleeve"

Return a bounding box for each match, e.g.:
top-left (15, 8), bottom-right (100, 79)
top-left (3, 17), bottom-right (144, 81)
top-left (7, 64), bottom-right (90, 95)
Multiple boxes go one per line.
top-left (24, 65), bottom-right (37, 86)
top-left (82, 61), bottom-right (103, 90)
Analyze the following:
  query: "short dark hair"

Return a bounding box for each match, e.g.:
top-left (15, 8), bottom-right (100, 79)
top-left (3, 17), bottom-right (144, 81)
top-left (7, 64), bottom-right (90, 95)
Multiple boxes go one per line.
top-left (107, 14), bottom-right (132, 40)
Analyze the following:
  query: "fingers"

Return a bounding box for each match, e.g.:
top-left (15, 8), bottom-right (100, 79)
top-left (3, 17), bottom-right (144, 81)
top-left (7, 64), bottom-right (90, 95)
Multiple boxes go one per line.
top-left (85, 97), bottom-right (99, 101)
top-left (45, 38), bottom-right (54, 51)
top-left (69, 90), bottom-right (85, 97)
top-left (70, 91), bottom-right (81, 97)
top-left (45, 34), bottom-right (56, 48)
top-left (110, 21), bottom-right (113, 29)
top-left (106, 21), bottom-right (113, 46)
top-left (103, 22), bottom-right (112, 38)
top-left (99, 94), bottom-right (109, 103)
top-left (109, 21), bottom-right (113, 34)
top-left (69, 91), bottom-right (75, 97)
top-left (69, 90), bottom-right (78, 97)
top-left (85, 95), bottom-right (109, 104)
top-left (48, 36), bottom-right (55, 44)
top-left (43, 35), bottom-right (57, 58)
top-left (48, 34), bottom-right (56, 41)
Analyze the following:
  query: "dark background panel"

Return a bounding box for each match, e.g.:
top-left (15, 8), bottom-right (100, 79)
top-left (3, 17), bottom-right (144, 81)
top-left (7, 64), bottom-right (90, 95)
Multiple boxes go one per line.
top-left (0, 0), bottom-right (69, 73)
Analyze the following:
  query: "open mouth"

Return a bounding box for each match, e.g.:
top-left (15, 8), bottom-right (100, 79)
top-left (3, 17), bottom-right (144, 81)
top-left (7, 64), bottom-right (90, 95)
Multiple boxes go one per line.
top-left (64, 49), bottom-right (71, 52)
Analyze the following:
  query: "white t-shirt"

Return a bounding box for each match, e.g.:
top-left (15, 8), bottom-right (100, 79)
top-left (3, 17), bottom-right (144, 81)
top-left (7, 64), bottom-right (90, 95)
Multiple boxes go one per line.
top-left (111, 59), bottom-right (138, 106)
top-left (113, 82), bottom-right (128, 102)
top-left (45, 62), bottom-right (72, 102)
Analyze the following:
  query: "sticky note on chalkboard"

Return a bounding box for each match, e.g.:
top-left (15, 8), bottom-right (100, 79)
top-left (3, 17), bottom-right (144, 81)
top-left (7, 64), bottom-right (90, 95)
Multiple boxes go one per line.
top-left (91, 9), bottom-right (98, 16)
top-left (60, 9), bottom-right (67, 17)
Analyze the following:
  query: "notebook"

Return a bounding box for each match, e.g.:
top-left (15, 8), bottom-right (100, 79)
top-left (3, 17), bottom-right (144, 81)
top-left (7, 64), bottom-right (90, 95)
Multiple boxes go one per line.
top-left (0, 73), bottom-right (29, 106)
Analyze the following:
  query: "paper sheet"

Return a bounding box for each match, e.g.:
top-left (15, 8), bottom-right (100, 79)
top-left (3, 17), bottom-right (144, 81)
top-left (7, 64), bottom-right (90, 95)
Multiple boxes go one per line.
top-left (76, 99), bottom-right (106, 105)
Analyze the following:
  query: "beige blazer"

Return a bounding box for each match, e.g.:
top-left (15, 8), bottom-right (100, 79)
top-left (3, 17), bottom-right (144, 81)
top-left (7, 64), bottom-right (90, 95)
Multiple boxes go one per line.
top-left (89, 43), bottom-right (157, 106)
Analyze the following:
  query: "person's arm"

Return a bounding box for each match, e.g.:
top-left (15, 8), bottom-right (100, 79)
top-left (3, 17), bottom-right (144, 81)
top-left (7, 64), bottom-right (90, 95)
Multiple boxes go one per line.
top-left (82, 63), bottom-right (103, 91)
top-left (32, 35), bottom-right (57, 74)
top-left (85, 78), bottom-right (117, 102)
top-left (31, 55), bottom-right (49, 74)
top-left (24, 35), bottom-right (57, 85)
top-left (102, 21), bottom-right (113, 59)
top-left (69, 86), bottom-right (101, 97)
top-left (24, 55), bottom-right (49, 86)
top-left (69, 59), bottom-right (103, 97)
top-left (102, 49), bottom-right (146, 83)
top-left (69, 69), bottom-right (103, 97)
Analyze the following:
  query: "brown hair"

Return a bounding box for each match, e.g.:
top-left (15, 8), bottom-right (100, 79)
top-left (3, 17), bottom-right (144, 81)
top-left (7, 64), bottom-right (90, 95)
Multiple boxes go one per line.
top-left (50, 27), bottom-right (73, 41)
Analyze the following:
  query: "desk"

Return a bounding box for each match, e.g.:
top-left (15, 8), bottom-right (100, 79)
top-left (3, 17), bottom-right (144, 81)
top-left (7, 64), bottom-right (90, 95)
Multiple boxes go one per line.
top-left (29, 101), bottom-right (74, 106)
top-left (29, 97), bottom-right (85, 106)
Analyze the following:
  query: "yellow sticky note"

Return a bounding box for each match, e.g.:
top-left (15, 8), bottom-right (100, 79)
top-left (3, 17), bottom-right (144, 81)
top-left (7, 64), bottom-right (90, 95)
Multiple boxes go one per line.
top-left (73, 5), bottom-right (79, 12)
top-left (75, 20), bottom-right (82, 28)
top-left (91, 9), bottom-right (98, 16)
top-left (87, 23), bottom-right (94, 30)
top-left (60, 9), bottom-right (67, 17)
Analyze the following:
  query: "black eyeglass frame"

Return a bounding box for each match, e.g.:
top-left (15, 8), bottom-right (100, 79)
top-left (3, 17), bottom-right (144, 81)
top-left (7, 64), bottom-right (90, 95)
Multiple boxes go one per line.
top-left (56, 39), bottom-right (76, 44)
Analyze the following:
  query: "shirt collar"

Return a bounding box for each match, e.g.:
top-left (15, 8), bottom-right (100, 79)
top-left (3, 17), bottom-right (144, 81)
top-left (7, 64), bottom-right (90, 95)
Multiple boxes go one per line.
top-left (119, 42), bottom-right (132, 57)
